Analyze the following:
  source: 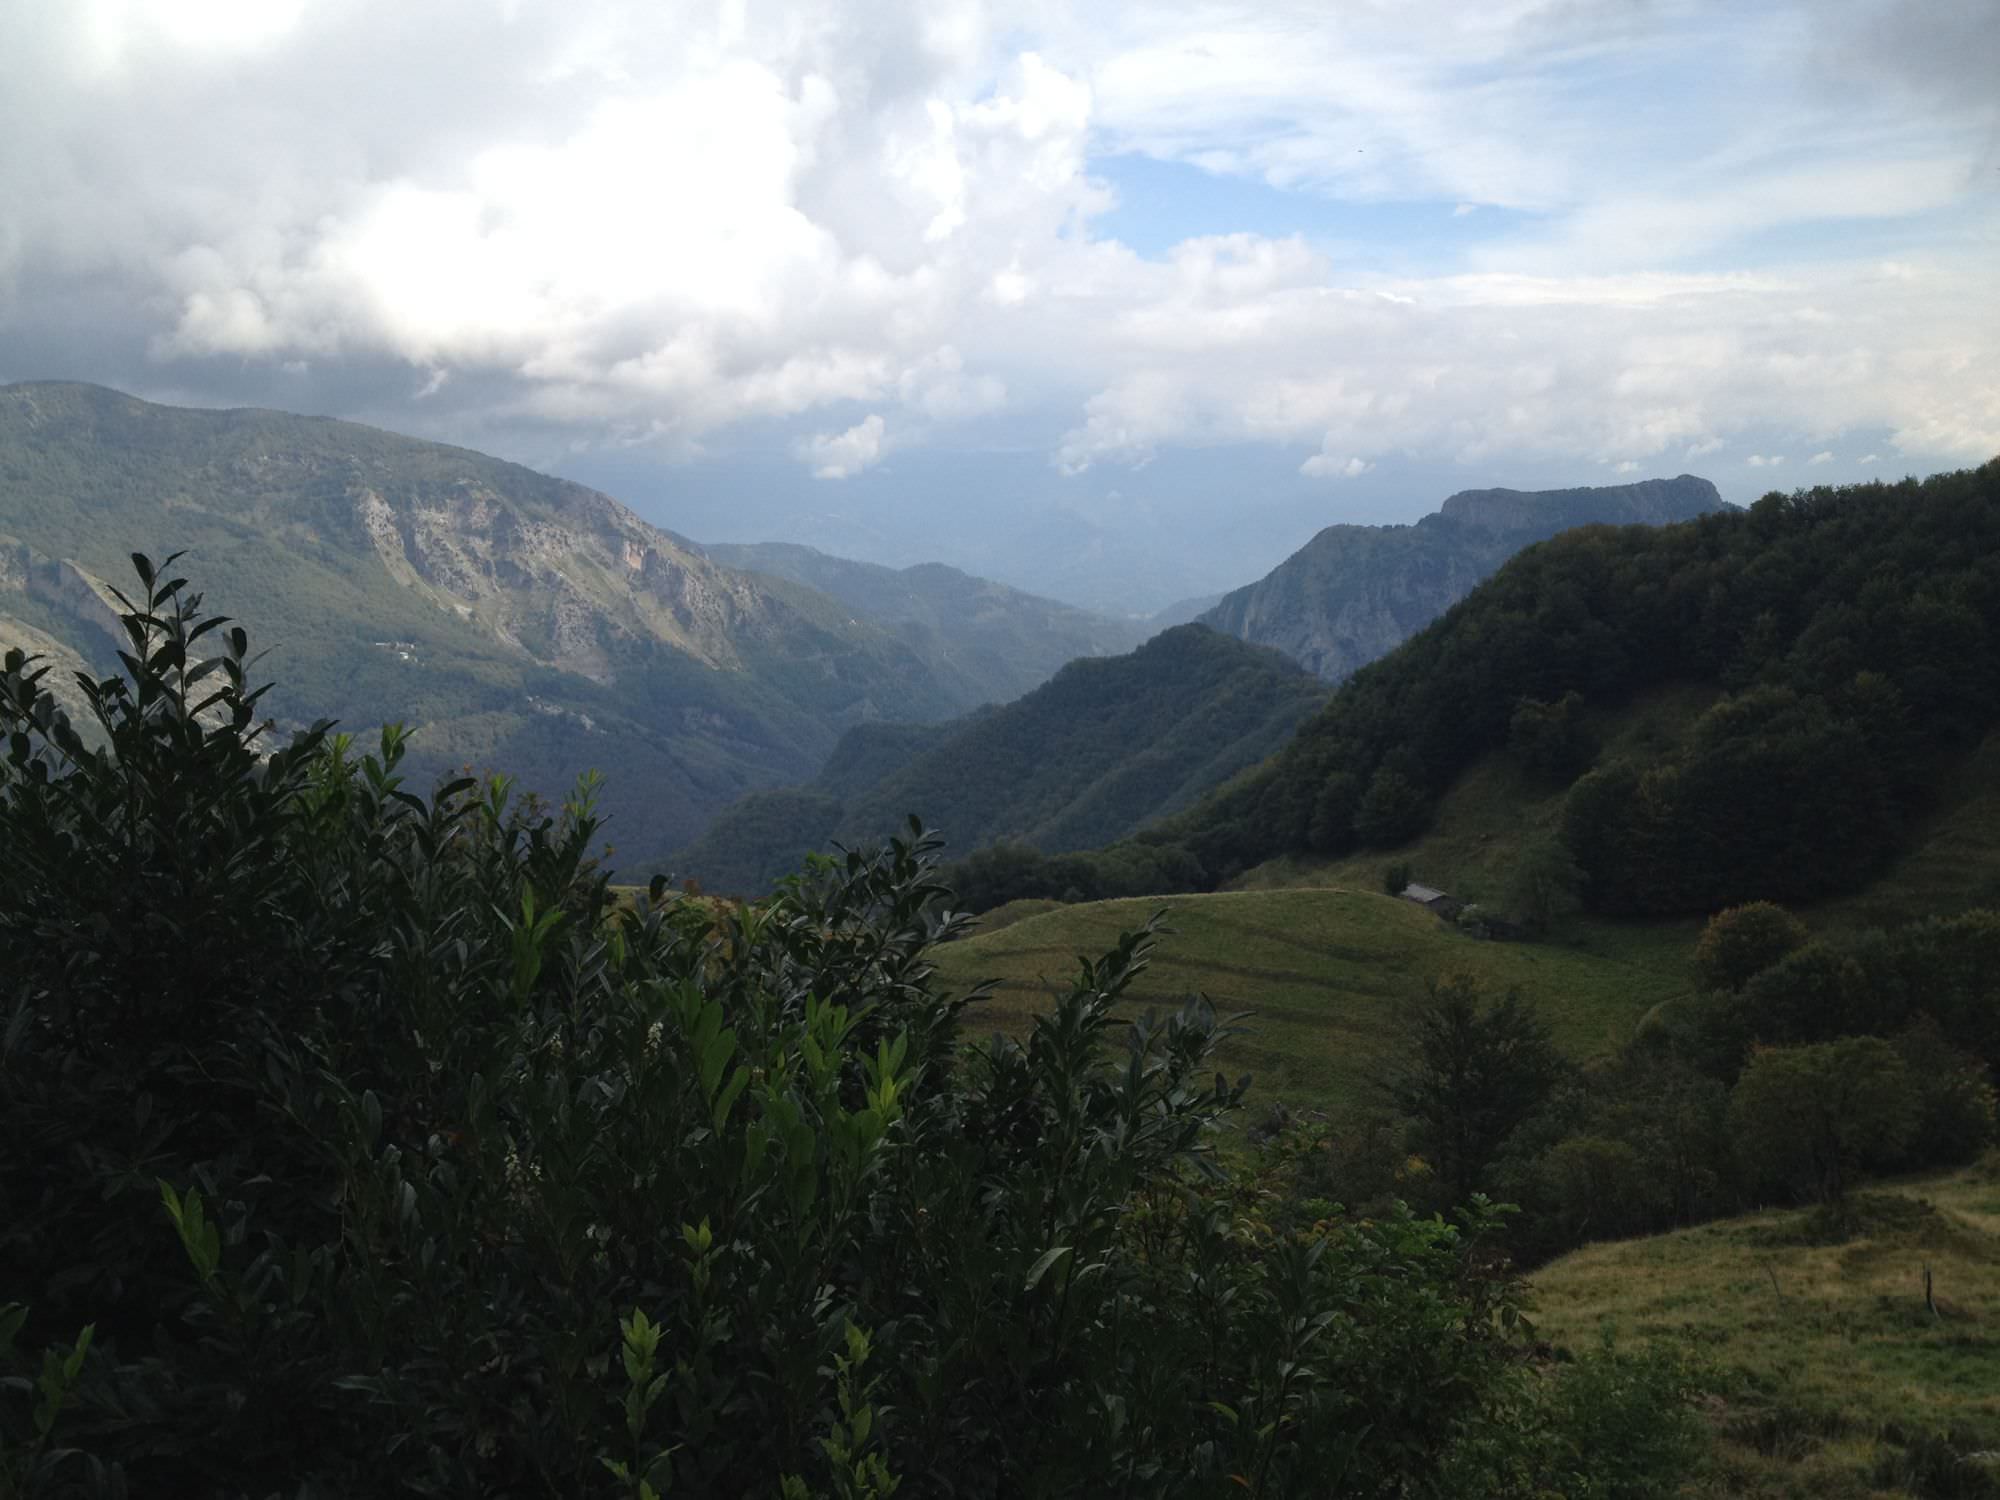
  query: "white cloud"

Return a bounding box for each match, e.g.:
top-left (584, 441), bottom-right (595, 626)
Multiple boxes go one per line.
top-left (1614, 460), bottom-right (1639, 473)
top-left (801, 413), bottom-right (888, 479)
top-left (1301, 444), bottom-right (1371, 479)
top-left (896, 345), bottom-right (1006, 422)
top-left (1747, 454), bottom-right (1786, 467)
top-left (0, 0), bottom-right (1995, 496)
top-left (1808, 450), bottom-right (1834, 464)
top-left (1859, 452), bottom-right (1881, 463)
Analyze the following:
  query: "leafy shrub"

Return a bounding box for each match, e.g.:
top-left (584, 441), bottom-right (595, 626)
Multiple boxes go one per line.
top-left (1503, 836), bottom-right (1588, 936)
top-left (1529, 1338), bottom-right (1708, 1500)
top-left (0, 555), bottom-right (1583, 1497)
top-left (1894, 1019), bottom-right (1999, 1168)
top-left (1385, 975), bottom-right (1566, 1206)
top-left (1729, 1038), bottom-right (1919, 1203)
top-left (1693, 902), bottom-right (1810, 993)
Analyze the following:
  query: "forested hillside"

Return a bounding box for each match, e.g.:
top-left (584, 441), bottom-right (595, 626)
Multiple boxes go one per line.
top-left (674, 625), bottom-right (1328, 894)
top-left (1200, 474), bottom-right (1724, 680)
top-left (0, 383), bottom-right (1050, 860)
top-left (952, 463), bottom-right (2000, 914)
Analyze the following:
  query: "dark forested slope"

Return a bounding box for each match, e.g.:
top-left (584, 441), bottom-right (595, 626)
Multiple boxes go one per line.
top-left (674, 625), bottom-right (1329, 895)
top-left (955, 463), bottom-right (2000, 914)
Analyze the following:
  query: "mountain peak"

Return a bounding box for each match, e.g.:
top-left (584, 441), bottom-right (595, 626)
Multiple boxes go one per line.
top-left (1202, 475), bottom-right (1727, 682)
top-left (1437, 474), bottom-right (1723, 533)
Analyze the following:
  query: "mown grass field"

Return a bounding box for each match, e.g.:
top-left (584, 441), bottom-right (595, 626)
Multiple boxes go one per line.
top-left (1532, 1153), bottom-right (2000, 1499)
top-left (931, 886), bottom-right (1691, 1117)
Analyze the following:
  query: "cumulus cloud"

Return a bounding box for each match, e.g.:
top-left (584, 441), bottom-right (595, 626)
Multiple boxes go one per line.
top-left (1301, 444), bottom-right (1371, 479)
top-left (801, 413), bottom-right (889, 479)
top-left (1747, 454), bottom-right (1786, 467)
top-left (0, 0), bottom-right (1994, 500)
top-left (1809, 450), bottom-right (1834, 464)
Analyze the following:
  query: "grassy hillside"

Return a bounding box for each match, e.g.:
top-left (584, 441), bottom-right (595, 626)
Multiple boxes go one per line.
top-left (1532, 1155), bottom-right (2000, 1499)
top-left (676, 625), bottom-right (1329, 895)
top-left (929, 886), bottom-right (1691, 1116)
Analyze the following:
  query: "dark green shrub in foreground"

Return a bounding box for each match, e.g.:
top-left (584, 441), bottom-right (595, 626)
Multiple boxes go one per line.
top-left (0, 556), bottom-right (1698, 1497)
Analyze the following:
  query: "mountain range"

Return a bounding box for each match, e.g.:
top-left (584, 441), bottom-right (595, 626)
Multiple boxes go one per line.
top-left (676, 475), bottom-right (1729, 889)
top-left (0, 382), bottom-right (1135, 860)
top-left (0, 381), bottom-right (1748, 885)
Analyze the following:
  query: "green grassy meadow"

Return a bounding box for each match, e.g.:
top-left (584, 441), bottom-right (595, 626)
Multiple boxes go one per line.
top-left (1532, 1153), bottom-right (2000, 1499)
top-left (932, 886), bottom-right (1691, 1116)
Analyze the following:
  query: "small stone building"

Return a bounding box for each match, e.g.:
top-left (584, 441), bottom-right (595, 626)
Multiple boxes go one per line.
top-left (1398, 882), bottom-right (1463, 920)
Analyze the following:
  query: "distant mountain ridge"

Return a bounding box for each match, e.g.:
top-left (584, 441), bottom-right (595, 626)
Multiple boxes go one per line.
top-left (0, 382), bottom-right (1117, 864)
top-left (674, 625), bottom-right (1329, 896)
top-left (702, 541), bottom-right (1147, 707)
top-left (1200, 475), bottom-right (1726, 681)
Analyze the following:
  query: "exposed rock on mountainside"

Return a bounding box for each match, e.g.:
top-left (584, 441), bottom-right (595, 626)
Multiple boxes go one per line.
top-left (1201, 475), bottom-right (1724, 681)
top-left (0, 381), bottom-right (1041, 861)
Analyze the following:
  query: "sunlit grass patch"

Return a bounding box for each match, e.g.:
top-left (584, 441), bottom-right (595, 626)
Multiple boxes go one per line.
top-left (930, 885), bottom-right (1683, 1117)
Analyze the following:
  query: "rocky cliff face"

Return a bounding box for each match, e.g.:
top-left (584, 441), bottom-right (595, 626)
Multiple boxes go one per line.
top-left (1201, 476), bottom-right (1726, 682)
top-left (0, 381), bottom-right (981, 862)
top-left (346, 478), bottom-right (779, 681)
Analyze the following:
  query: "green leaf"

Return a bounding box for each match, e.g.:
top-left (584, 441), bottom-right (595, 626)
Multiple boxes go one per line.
top-left (1023, 1245), bottom-right (1072, 1293)
top-left (712, 1064), bottom-right (750, 1131)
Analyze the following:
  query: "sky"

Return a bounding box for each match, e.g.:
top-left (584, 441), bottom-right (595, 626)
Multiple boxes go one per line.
top-left (1, 0), bottom-right (1996, 611)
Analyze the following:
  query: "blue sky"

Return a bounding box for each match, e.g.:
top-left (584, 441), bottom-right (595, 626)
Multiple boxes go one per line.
top-left (0, 0), bottom-right (1994, 609)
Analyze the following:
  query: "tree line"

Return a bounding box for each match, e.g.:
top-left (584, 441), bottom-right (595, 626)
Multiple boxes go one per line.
top-left (1330, 902), bottom-right (1996, 1270)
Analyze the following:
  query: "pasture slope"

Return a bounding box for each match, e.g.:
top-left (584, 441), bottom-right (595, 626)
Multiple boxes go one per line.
top-left (929, 886), bottom-right (1690, 1116)
top-left (1531, 1154), bottom-right (2000, 1500)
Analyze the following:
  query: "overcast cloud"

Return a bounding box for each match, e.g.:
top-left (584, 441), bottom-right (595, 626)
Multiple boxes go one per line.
top-left (1, 0), bottom-right (1995, 606)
